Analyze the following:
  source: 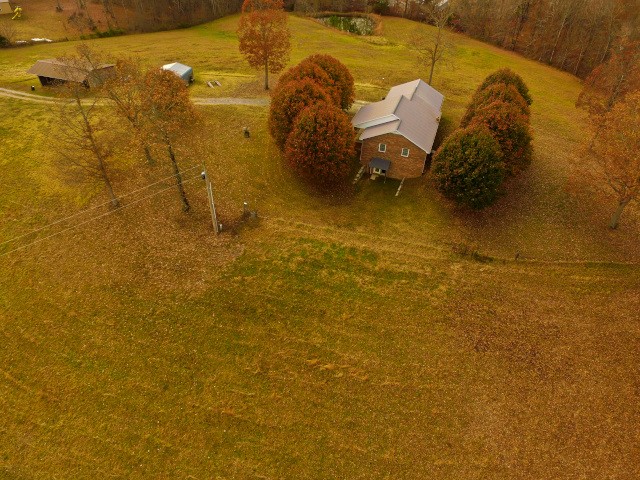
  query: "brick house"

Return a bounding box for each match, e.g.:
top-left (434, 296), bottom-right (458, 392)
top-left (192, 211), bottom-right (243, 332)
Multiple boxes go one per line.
top-left (352, 79), bottom-right (444, 180)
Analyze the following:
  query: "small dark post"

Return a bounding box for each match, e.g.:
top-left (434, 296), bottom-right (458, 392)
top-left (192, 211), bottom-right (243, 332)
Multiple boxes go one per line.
top-left (31, 86), bottom-right (35, 91)
top-left (243, 127), bottom-right (250, 138)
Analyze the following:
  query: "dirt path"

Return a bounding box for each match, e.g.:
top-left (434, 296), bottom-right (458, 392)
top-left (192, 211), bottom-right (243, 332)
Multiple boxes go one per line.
top-left (0, 88), bottom-right (61, 104)
top-left (0, 88), bottom-right (371, 108)
top-left (193, 97), bottom-right (269, 106)
top-left (0, 87), bottom-right (270, 106)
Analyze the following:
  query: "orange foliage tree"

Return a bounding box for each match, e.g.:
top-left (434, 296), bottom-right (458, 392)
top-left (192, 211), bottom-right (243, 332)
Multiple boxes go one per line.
top-left (285, 103), bottom-right (355, 191)
top-left (577, 39), bottom-right (640, 117)
top-left (468, 100), bottom-right (533, 175)
top-left (275, 61), bottom-right (341, 106)
top-left (237, 0), bottom-right (291, 90)
top-left (586, 92), bottom-right (640, 229)
top-left (143, 69), bottom-right (199, 212)
top-left (460, 82), bottom-right (530, 127)
top-left (477, 68), bottom-right (532, 105)
top-left (304, 54), bottom-right (355, 110)
top-left (268, 78), bottom-right (333, 150)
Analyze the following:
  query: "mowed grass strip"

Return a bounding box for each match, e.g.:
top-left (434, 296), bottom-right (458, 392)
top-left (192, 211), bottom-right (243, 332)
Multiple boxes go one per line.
top-left (2, 223), bottom-right (639, 478)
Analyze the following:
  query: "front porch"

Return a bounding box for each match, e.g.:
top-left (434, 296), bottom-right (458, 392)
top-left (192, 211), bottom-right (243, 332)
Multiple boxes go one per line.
top-left (368, 157), bottom-right (391, 179)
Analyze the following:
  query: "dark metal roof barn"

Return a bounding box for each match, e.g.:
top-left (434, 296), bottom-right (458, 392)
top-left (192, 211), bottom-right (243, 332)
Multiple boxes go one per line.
top-left (27, 59), bottom-right (115, 88)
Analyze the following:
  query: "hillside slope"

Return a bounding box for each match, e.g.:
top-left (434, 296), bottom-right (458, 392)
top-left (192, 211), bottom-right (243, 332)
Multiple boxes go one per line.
top-left (1, 15), bottom-right (639, 479)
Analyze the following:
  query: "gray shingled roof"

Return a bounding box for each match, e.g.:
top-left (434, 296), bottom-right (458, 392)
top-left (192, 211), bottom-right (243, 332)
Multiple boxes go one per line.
top-left (352, 79), bottom-right (444, 154)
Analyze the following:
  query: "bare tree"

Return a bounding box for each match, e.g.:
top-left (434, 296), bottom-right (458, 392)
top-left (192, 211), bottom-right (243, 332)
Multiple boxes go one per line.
top-left (577, 38), bottom-right (640, 147)
top-left (103, 58), bottom-right (157, 165)
top-left (0, 20), bottom-right (18, 46)
top-left (51, 47), bottom-right (122, 208)
top-left (410, 2), bottom-right (454, 85)
top-left (451, 0), bottom-right (635, 79)
top-left (53, 87), bottom-right (121, 208)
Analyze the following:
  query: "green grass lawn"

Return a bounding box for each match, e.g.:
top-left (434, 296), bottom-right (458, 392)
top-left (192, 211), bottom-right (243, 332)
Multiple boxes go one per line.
top-left (1, 13), bottom-right (639, 480)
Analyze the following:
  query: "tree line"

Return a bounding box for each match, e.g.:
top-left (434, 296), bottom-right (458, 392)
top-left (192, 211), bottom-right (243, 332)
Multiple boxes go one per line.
top-left (269, 54), bottom-right (356, 191)
top-left (296, 0), bottom-right (639, 81)
top-left (432, 69), bottom-right (534, 210)
top-left (81, 0), bottom-right (244, 32)
top-left (433, 0), bottom-right (639, 79)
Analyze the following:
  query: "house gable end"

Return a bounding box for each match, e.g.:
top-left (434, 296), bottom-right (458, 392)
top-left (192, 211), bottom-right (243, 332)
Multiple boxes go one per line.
top-left (359, 132), bottom-right (428, 179)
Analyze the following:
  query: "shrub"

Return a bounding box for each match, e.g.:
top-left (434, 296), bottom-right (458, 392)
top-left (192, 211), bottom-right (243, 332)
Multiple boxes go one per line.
top-left (285, 102), bottom-right (356, 191)
top-left (468, 100), bottom-right (533, 175)
top-left (275, 61), bottom-right (341, 106)
top-left (0, 21), bottom-right (17, 47)
top-left (432, 127), bottom-right (506, 209)
top-left (460, 82), bottom-right (530, 127)
top-left (268, 77), bottom-right (333, 150)
top-left (370, 0), bottom-right (390, 15)
top-left (477, 68), bottom-right (532, 105)
top-left (304, 54), bottom-right (355, 110)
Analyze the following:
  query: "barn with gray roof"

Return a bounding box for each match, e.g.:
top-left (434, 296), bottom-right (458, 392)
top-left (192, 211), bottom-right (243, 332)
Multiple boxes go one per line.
top-left (27, 59), bottom-right (115, 88)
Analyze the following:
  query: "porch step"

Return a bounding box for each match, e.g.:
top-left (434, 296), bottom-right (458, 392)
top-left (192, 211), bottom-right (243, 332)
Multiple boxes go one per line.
top-left (352, 166), bottom-right (365, 184)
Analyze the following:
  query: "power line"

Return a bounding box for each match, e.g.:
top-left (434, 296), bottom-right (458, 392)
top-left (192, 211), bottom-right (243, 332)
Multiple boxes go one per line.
top-left (1, 165), bottom-right (203, 247)
top-left (1, 173), bottom-right (205, 258)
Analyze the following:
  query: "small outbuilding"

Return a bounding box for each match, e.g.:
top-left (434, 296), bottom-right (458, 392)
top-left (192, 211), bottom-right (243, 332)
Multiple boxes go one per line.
top-left (162, 62), bottom-right (194, 85)
top-left (0, 0), bottom-right (13, 15)
top-left (27, 59), bottom-right (115, 88)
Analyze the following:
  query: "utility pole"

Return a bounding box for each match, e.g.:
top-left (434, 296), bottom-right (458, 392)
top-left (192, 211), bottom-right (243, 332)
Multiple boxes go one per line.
top-left (202, 163), bottom-right (220, 235)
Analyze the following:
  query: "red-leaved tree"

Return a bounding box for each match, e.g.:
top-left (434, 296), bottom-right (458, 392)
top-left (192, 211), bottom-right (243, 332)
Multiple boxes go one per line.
top-left (468, 99), bottom-right (533, 175)
top-left (477, 68), bottom-right (532, 105)
top-left (304, 54), bottom-right (355, 110)
top-left (460, 82), bottom-right (530, 127)
top-left (577, 39), bottom-right (640, 117)
top-left (275, 61), bottom-right (341, 106)
top-left (285, 103), bottom-right (356, 190)
top-left (237, 0), bottom-right (291, 90)
top-left (268, 77), bottom-right (332, 150)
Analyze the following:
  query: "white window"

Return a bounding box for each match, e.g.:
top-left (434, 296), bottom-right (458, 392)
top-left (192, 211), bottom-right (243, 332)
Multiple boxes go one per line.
top-left (378, 143), bottom-right (387, 153)
top-left (401, 148), bottom-right (410, 157)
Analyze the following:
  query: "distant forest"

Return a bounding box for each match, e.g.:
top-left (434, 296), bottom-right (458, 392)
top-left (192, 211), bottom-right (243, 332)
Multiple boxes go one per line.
top-left (88, 0), bottom-right (244, 31)
top-left (449, 0), bottom-right (640, 78)
top-left (379, 0), bottom-right (640, 79)
top-left (87, 0), bottom-right (639, 79)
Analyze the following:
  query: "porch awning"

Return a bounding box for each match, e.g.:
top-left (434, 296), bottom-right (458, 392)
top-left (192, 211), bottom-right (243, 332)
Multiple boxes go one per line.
top-left (369, 157), bottom-right (391, 171)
